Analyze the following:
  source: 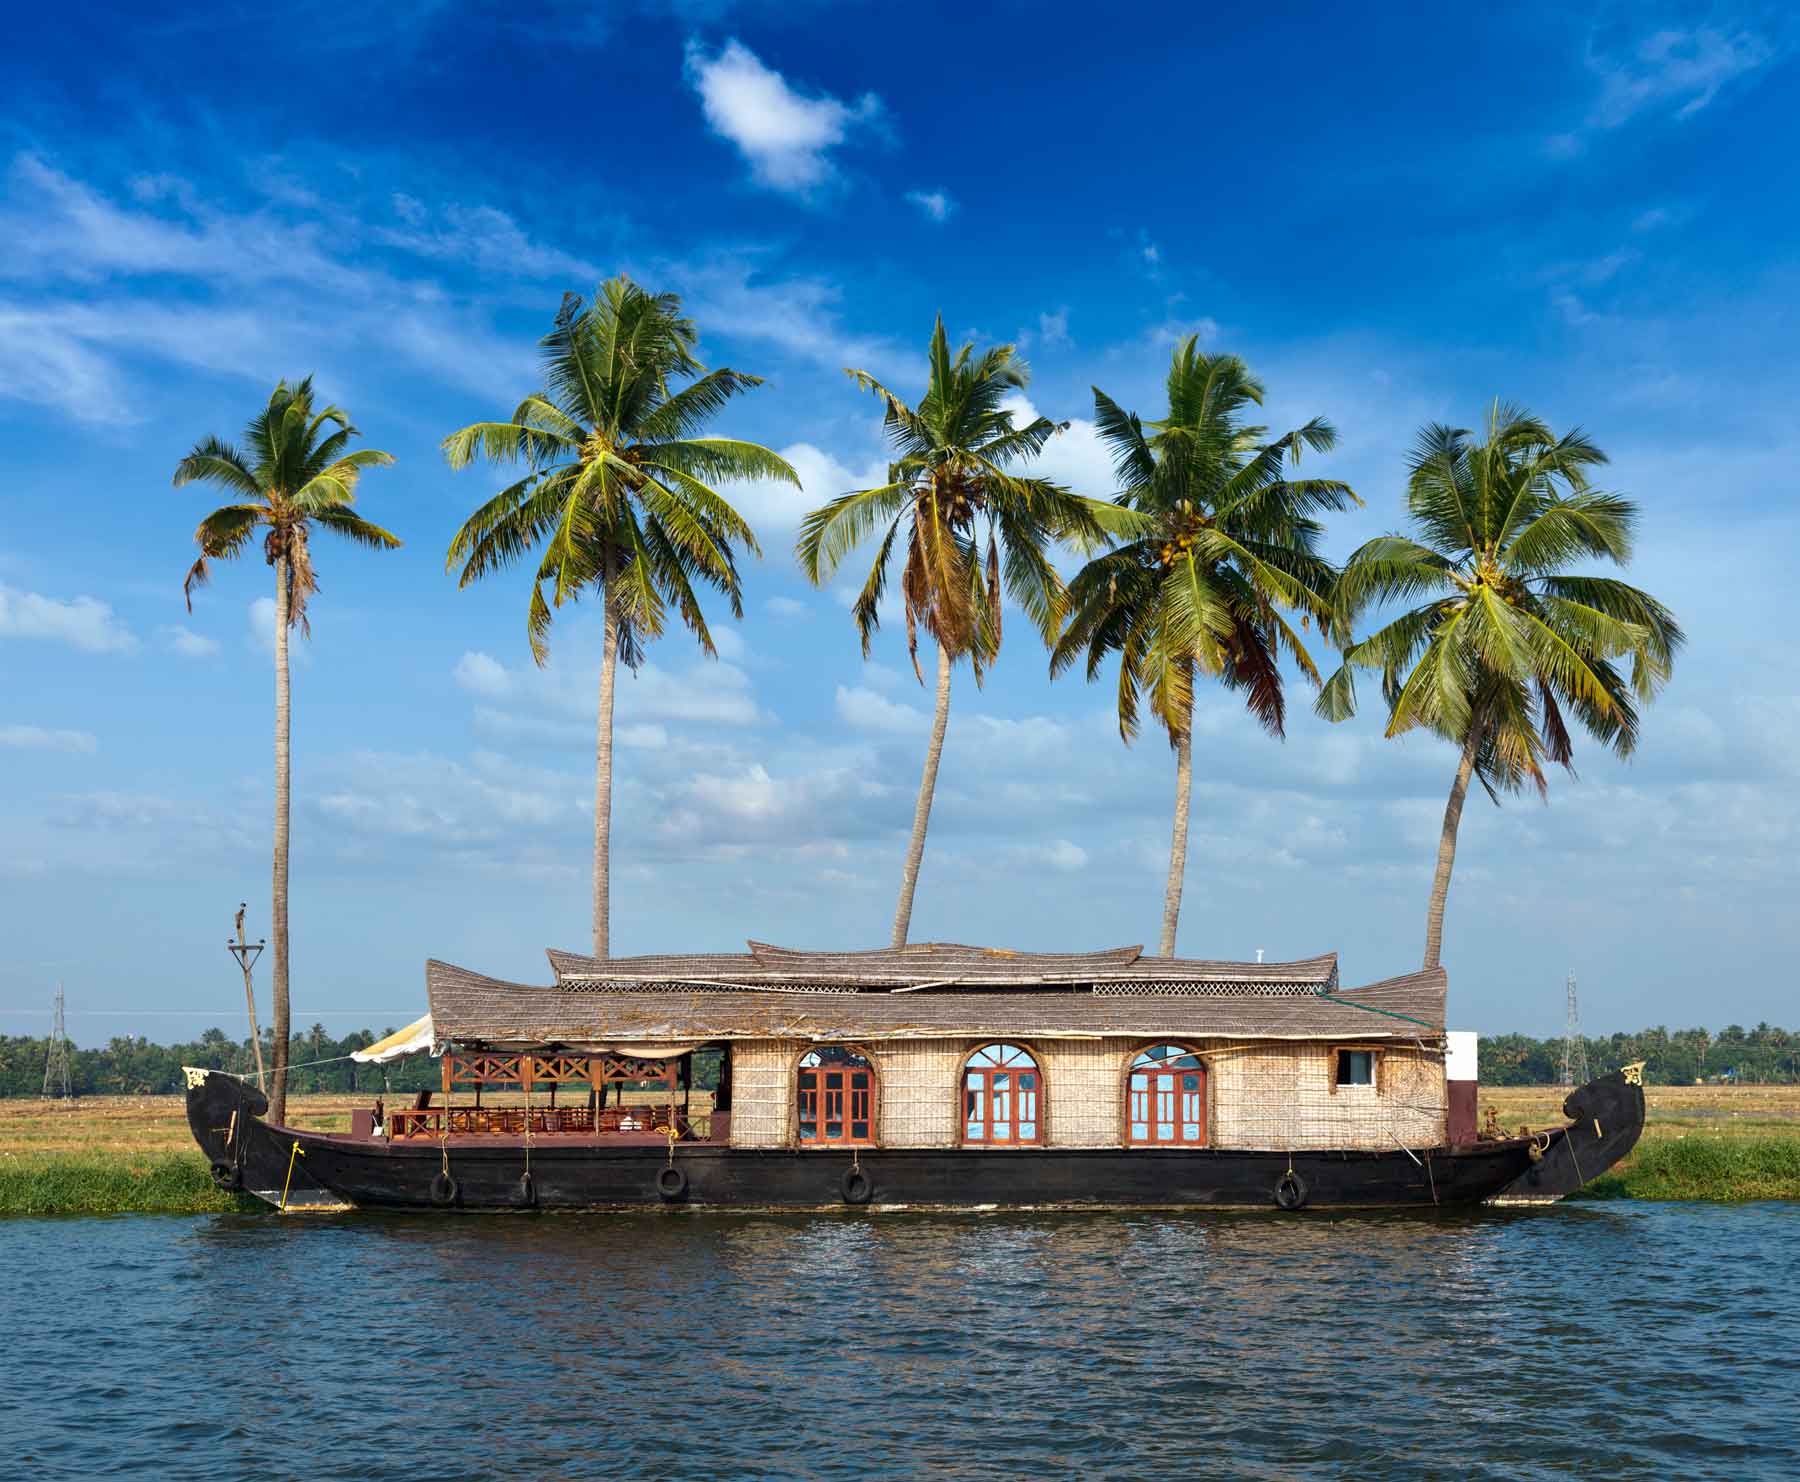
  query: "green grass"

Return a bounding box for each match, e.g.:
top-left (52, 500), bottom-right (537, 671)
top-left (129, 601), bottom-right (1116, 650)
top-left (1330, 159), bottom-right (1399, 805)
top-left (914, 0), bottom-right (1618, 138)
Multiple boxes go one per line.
top-left (0, 1151), bottom-right (265, 1216)
top-left (1573, 1135), bottom-right (1800, 1202)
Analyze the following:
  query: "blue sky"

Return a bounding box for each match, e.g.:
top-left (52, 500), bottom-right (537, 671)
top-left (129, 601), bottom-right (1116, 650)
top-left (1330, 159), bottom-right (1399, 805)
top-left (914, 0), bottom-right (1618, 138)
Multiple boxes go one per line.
top-left (2, 1), bottom-right (1795, 1042)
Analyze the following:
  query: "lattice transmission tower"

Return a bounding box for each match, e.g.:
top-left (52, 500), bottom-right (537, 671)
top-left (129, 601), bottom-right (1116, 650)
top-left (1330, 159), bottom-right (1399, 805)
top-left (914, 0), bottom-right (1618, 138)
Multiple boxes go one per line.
top-left (42, 983), bottom-right (72, 1100)
top-left (1560, 972), bottom-right (1589, 1089)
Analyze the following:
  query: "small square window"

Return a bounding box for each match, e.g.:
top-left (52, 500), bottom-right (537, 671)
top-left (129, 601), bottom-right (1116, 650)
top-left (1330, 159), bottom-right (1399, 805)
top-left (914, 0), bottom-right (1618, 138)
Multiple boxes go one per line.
top-left (1337, 1050), bottom-right (1375, 1087)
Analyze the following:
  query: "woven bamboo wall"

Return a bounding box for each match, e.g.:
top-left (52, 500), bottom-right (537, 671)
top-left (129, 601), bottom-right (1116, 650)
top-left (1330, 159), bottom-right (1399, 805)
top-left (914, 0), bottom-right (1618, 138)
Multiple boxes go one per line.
top-left (1209, 1043), bottom-right (1444, 1150)
top-left (726, 1040), bottom-right (794, 1148)
top-left (725, 1036), bottom-right (1445, 1151)
top-left (869, 1038), bottom-right (962, 1147)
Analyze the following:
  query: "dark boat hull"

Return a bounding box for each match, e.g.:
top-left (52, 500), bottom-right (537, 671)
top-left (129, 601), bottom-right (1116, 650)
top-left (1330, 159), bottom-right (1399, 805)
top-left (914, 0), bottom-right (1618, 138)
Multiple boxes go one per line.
top-left (184, 1068), bottom-right (1641, 1214)
top-left (1493, 1067), bottom-right (1646, 1204)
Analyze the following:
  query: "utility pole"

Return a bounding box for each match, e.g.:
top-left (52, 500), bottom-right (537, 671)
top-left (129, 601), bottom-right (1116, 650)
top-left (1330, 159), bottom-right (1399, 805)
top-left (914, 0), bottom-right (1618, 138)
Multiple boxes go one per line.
top-left (42, 983), bottom-right (72, 1100)
top-left (227, 903), bottom-right (268, 1088)
top-left (1560, 971), bottom-right (1589, 1089)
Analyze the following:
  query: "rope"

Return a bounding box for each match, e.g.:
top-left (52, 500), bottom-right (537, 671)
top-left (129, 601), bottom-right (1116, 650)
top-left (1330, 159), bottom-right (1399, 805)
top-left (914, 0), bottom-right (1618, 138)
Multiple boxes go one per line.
top-left (279, 1140), bottom-right (306, 1213)
top-left (439, 1069), bottom-right (451, 1182)
top-left (1311, 987), bottom-right (1442, 1031)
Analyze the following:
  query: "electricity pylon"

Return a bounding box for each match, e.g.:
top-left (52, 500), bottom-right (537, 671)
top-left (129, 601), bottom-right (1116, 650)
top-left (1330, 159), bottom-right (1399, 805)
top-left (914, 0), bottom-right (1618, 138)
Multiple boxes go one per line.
top-left (1561, 972), bottom-right (1589, 1089)
top-left (42, 983), bottom-right (72, 1099)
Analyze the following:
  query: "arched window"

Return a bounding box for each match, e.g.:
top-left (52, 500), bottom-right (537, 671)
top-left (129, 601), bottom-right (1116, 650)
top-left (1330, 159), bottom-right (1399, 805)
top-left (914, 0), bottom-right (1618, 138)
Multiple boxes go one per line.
top-left (963, 1043), bottom-right (1042, 1146)
top-left (1126, 1045), bottom-right (1207, 1147)
top-left (797, 1046), bottom-right (876, 1146)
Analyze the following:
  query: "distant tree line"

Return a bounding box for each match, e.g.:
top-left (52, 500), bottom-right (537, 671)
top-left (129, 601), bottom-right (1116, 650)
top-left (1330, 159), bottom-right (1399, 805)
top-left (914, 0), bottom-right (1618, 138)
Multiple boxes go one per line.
top-left (0, 1025), bottom-right (436, 1099)
top-left (1475, 1024), bottom-right (1800, 1085)
top-left (2, 1023), bottom-right (1796, 1098)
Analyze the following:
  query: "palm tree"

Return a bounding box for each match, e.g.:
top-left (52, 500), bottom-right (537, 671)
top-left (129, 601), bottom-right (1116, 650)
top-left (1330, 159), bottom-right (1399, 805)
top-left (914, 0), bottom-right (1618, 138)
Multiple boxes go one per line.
top-left (445, 277), bottom-right (796, 958)
top-left (1317, 403), bottom-right (1683, 970)
top-left (798, 317), bottom-right (1129, 947)
top-left (174, 377), bottom-right (398, 1127)
top-left (1052, 342), bottom-right (1357, 955)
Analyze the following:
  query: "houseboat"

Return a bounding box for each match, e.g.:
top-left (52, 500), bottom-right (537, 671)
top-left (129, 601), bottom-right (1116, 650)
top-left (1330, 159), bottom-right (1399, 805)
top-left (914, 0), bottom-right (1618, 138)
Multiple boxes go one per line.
top-left (184, 941), bottom-right (1644, 1212)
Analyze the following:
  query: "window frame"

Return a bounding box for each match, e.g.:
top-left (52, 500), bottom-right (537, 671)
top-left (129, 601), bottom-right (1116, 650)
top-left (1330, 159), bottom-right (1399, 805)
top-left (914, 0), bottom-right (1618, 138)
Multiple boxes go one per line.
top-left (1332, 1044), bottom-right (1384, 1093)
top-left (792, 1044), bottom-right (879, 1148)
top-left (958, 1041), bottom-right (1047, 1148)
top-left (1120, 1043), bottom-right (1210, 1148)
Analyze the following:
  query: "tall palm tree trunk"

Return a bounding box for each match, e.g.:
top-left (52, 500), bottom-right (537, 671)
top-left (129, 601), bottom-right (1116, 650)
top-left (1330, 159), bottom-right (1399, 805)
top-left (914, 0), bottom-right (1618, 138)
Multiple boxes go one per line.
top-left (891, 641), bottom-right (952, 947)
top-left (592, 557), bottom-right (620, 959)
top-left (1158, 724), bottom-right (1194, 957)
top-left (1422, 726), bottom-right (1481, 971)
top-left (269, 556), bottom-right (292, 1127)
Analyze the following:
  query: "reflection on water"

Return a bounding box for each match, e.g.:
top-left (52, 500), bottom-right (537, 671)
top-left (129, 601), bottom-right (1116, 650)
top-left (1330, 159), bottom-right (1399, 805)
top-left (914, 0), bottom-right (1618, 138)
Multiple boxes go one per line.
top-left (4, 1204), bottom-right (1798, 1478)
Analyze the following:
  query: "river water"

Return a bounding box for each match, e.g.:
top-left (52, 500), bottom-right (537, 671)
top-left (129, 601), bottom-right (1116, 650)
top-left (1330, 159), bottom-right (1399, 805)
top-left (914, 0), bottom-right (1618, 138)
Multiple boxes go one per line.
top-left (2, 1203), bottom-right (1795, 1478)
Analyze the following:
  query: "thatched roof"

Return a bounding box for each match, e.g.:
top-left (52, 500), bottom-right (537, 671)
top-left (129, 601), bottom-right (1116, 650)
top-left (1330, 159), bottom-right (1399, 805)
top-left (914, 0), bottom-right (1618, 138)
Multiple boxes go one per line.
top-left (543, 941), bottom-right (1341, 992)
top-left (425, 944), bottom-right (1443, 1047)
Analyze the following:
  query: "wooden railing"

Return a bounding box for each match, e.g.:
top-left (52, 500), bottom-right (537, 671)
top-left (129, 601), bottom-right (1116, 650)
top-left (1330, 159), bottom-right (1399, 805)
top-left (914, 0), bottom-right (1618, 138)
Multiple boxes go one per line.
top-left (385, 1105), bottom-right (710, 1141)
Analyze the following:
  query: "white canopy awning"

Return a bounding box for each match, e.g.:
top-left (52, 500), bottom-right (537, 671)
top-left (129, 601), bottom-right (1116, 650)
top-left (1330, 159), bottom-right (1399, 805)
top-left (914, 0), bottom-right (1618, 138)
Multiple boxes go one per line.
top-left (352, 1014), bottom-right (434, 1064)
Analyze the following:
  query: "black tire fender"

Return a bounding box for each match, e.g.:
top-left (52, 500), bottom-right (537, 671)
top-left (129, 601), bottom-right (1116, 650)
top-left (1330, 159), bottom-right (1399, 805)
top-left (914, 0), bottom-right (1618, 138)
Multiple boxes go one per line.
top-left (841, 1166), bottom-right (873, 1205)
top-left (209, 1162), bottom-right (242, 1193)
top-left (1274, 1169), bottom-right (1307, 1211)
top-left (430, 1170), bottom-right (459, 1207)
top-left (512, 1170), bottom-right (536, 1208)
top-left (656, 1164), bottom-right (688, 1202)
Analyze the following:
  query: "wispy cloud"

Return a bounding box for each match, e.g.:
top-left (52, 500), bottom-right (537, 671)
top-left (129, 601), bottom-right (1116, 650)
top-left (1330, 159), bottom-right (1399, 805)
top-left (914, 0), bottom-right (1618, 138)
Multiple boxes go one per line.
top-left (0, 724), bottom-right (98, 755)
top-left (160, 624), bottom-right (221, 658)
top-left (0, 584), bottom-right (137, 652)
top-left (684, 39), bottom-right (883, 196)
top-left (1550, 24), bottom-right (1778, 153)
top-left (904, 188), bottom-right (955, 223)
top-left (374, 197), bottom-right (602, 280)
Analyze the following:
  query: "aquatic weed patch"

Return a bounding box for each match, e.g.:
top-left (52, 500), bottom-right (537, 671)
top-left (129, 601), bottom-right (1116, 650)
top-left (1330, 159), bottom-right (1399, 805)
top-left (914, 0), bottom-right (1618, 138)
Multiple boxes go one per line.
top-left (1574, 1135), bottom-right (1800, 1201)
top-left (0, 1151), bottom-right (264, 1216)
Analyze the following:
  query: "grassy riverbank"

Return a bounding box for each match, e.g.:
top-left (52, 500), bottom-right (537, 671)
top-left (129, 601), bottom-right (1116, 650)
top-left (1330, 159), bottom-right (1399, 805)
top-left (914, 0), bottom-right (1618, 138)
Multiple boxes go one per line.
top-left (3, 1085), bottom-right (1798, 1213)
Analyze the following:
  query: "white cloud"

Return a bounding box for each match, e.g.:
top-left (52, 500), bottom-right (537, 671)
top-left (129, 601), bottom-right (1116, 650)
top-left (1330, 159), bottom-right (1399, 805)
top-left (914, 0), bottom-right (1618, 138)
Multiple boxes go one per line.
top-left (453, 647), bottom-right (763, 730)
top-left (1034, 839), bottom-right (1089, 873)
top-left (1588, 27), bottom-right (1774, 128)
top-left (1553, 26), bottom-right (1777, 153)
top-left (1000, 394), bottom-right (1117, 498)
top-left (684, 39), bottom-right (883, 195)
top-left (660, 253), bottom-right (910, 380)
top-left (718, 439), bottom-right (888, 537)
top-left (0, 724), bottom-right (97, 755)
top-left (160, 624), bottom-right (220, 658)
top-left (454, 650), bottom-right (513, 698)
top-left (904, 188), bottom-right (954, 222)
top-left (766, 596), bottom-right (809, 620)
top-left (374, 201), bottom-right (600, 280)
top-left (0, 583), bottom-right (137, 652)
top-left (835, 684), bottom-right (928, 735)
top-left (1033, 308), bottom-right (1071, 348)
top-left (1146, 315), bottom-right (1221, 351)
top-left (0, 154), bottom-right (367, 291)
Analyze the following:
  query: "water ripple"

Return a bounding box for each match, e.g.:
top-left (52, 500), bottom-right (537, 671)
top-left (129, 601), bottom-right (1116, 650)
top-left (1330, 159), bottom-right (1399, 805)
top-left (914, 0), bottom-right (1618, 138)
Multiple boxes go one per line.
top-left (2, 1204), bottom-right (1796, 1478)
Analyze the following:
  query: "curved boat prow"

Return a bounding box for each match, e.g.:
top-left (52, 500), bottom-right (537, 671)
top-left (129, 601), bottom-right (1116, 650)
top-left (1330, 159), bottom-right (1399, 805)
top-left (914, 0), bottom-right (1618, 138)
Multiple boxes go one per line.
top-left (183, 1066), bottom-right (270, 1196)
top-left (1491, 1063), bottom-right (1647, 1205)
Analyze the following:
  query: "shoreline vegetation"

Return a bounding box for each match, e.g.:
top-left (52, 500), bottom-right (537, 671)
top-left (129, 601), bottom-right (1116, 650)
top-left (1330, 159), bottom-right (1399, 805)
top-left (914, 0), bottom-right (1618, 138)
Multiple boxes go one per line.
top-left (4, 1087), bottom-right (1797, 1215)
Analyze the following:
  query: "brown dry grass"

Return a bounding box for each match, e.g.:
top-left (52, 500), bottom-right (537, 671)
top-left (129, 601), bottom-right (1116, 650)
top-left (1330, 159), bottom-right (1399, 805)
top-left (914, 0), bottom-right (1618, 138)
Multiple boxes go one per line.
top-left (1481, 1083), bottom-right (1800, 1142)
